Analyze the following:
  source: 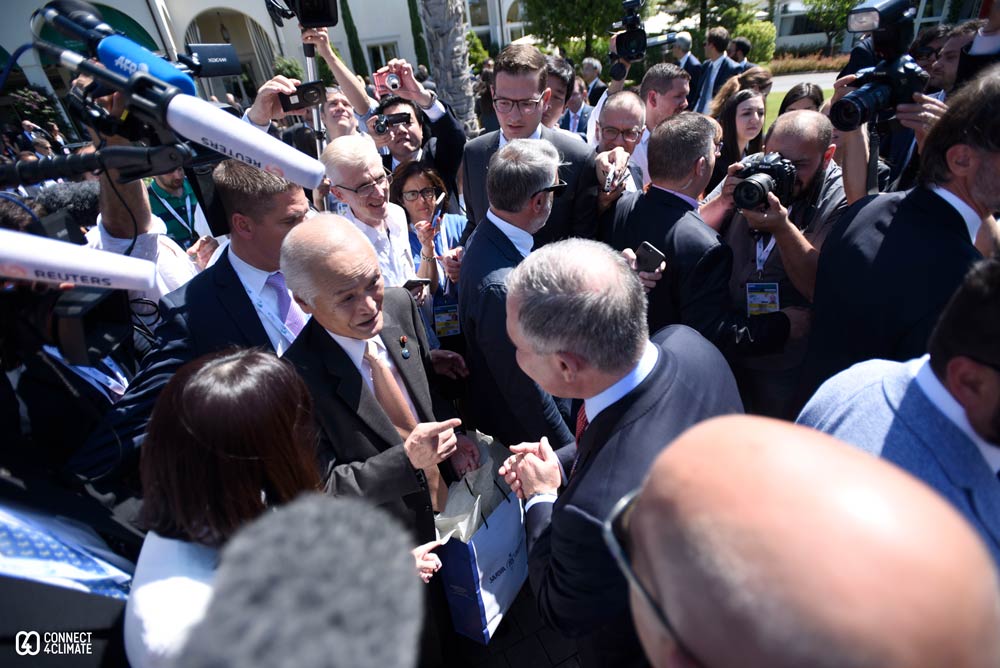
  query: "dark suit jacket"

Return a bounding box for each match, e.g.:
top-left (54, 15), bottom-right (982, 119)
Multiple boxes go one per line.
top-left (460, 126), bottom-right (599, 247)
top-left (524, 326), bottom-right (743, 668)
top-left (559, 105), bottom-right (592, 135)
top-left (72, 249), bottom-right (272, 480)
top-left (283, 288), bottom-right (452, 543)
top-left (799, 186), bottom-right (982, 401)
top-left (458, 219), bottom-right (575, 448)
top-left (587, 79), bottom-right (608, 107)
top-left (681, 53), bottom-right (703, 108)
top-left (381, 104), bottom-right (467, 213)
top-left (601, 187), bottom-right (790, 359)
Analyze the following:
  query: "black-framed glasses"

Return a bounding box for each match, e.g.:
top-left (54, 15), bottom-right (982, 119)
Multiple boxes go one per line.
top-left (531, 179), bottom-right (568, 198)
top-left (600, 126), bottom-right (642, 143)
top-left (603, 489), bottom-right (703, 664)
top-left (401, 187), bottom-right (440, 202)
top-left (715, 140), bottom-right (724, 156)
top-left (336, 170), bottom-right (392, 198)
top-left (493, 96), bottom-right (544, 114)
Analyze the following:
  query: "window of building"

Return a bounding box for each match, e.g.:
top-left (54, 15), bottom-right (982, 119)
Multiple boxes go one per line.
top-left (368, 42), bottom-right (399, 71)
top-left (468, 0), bottom-right (490, 27)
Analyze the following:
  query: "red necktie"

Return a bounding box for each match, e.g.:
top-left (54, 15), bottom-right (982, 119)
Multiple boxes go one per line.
top-left (570, 406), bottom-right (589, 478)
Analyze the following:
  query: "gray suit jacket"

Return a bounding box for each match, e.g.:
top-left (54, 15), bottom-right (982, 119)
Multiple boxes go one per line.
top-left (797, 358), bottom-right (1000, 567)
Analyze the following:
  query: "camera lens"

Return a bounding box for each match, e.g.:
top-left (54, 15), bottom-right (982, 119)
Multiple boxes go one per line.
top-left (303, 88), bottom-right (321, 104)
top-left (829, 83), bottom-right (893, 132)
top-left (386, 74), bottom-right (401, 90)
top-left (733, 174), bottom-right (775, 210)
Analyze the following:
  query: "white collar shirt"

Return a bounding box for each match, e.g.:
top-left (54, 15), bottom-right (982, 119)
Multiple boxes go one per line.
top-left (345, 203), bottom-right (416, 288)
top-left (325, 330), bottom-right (419, 419)
top-left (486, 209), bottom-right (534, 258)
top-left (929, 185), bottom-right (982, 243)
top-left (583, 341), bottom-right (659, 423)
top-left (227, 248), bottom-right (300, 355)
top-left (913, 355), bottom-right (1000, 475)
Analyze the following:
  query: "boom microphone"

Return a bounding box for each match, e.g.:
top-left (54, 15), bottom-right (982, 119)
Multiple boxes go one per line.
top-left (0, 228), bottom-right (156, 291)
top-left (32, 0), bottom-right (197, 96)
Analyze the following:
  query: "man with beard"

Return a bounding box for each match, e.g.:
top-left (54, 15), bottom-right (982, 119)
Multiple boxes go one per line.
top-left (799, 258), bottom-right (1000, 569)
top-left (798, 66), bottom-right (1000, 405)
top-left (700, 110), bottom-right (847, 418)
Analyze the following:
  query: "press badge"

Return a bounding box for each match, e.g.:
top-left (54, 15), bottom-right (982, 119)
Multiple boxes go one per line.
top-left (746, 282), bottom-right (779, 315)
top-left (434, 302), bottom-right (461, 337)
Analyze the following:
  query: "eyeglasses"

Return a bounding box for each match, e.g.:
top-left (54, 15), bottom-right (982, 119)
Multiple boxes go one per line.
top-left (600, 126), bottom-right (642, 143)
top-left (911, 46), bottom-right (940, 60)
top-left (336, 170), bottom-right (392, 198)
top-left (603, 489), bottom-right (704, 664)
top-left (493, 96), bottom-right (544, 114)
top-left (401, 187), bottom-right (439, 202)
top-left (531, 179), bottom-right (568, 198)
top-left (715, 140), bottom-right (724, 156)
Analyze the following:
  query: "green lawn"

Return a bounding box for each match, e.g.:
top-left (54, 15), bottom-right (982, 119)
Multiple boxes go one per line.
top-left (765, 88), bottom-right (834, 129)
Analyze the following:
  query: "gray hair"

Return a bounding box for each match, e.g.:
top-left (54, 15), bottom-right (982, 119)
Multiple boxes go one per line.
top-left (487, 138), bottom-right (561, 213)
top-left (648, 112), bottom-right (717, 183)
top-left (582, 57), bottom-right (602, 74)
top-left (280, 213), bottom-right (367, 306)
top-left (321, 134), bottom-right (379, 185)
top-left (506, 239), bottom-right (647, 373)
top-left (600, 91), bottom-right (646, 127)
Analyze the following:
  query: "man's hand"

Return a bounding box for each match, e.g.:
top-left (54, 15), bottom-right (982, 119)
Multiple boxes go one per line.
top-left (895, 93), bottom-right (948, 154)
top-left (404, 418), bottom-right (461, 469)
top-left (365, 115), bottom-right (394, 150)
top-left (621, 248), bottom-right (664, 293)
top-left (740, 192), bottom-right (791, 236)
top-left (498, 438), bottom-right (561, 499)
top-left (450, 433), bottom-right (481, 477)
top-left (596, 147), bottom-right (630, 191)
top-left (782, 305), bottom-right (812, 341)
top-left (301, 26), bottom-right (336, 60)
top-left (374, 58), bottom-right (434, 108)
top-left (430, 349), bottom-right (468, 379)
top-left (438, 246), bottom-right (463, 283)
top-left (186, 235), bottom-right (218, 271)
top-left (830, 74), bottom-right (858, 107)
top-left (412, 539), bottom-right (445, 583)
top-left (247, 75), bottom-right (300, 126)
top-left (716, 161), bottom-right (747, 209)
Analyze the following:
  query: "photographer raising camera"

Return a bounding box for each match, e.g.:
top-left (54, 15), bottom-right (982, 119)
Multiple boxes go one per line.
top-left (700, 110), bottom-right (848, 418)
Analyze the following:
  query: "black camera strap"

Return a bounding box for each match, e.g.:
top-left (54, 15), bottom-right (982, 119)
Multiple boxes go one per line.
top-left (866, 116), bottom-right (881, 196)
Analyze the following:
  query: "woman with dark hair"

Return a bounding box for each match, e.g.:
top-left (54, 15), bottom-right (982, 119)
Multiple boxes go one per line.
top-left (709, 66), bottom-right (773, 118)
top-left (124, 349), bottom-right (320, 668)
top-left (707, 88), bottom-right (766, 194)
top-left (778, 82), bottom-right (825, 116)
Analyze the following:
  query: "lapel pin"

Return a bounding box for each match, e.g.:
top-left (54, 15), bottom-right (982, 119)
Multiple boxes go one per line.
top-left (399, 335), bottom-right (410, 359)
top-left (399, 335), bottom-right (408, 346)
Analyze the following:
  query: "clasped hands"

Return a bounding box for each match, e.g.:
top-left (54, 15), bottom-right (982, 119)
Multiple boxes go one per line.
top-left (498, 437), bottom-right (562, 500)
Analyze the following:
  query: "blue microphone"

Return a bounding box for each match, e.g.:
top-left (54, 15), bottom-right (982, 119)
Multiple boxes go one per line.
top-left (95, 35), bottom-right (196, 96)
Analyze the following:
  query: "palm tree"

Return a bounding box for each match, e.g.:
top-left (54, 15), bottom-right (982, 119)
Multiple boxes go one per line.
top-left (420, 0), bottom-right (476, 133)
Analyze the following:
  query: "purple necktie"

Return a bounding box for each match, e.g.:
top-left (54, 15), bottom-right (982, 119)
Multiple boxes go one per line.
top-left (265, 271), bottom-right (307, 337)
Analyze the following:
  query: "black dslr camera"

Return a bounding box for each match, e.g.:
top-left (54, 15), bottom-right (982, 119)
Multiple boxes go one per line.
top-left (374, 112), bottom-right (411, 135)
top-left (615, 0), bottom-right (647, 62)
top-left (829, 0), bottom-right (928, 131)
top-left (733, 153), bottom-right (797, 210)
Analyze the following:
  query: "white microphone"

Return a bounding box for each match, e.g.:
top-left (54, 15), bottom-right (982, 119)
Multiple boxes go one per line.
top-left (165, 94), bottom-right (326, 189)
top-left (0, 228), bottom-right (156, 291)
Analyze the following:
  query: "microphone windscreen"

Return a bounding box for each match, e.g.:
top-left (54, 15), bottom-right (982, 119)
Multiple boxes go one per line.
top-left (0, 227), bottom-right (156, 290)
top-left (165, 94), bottom-right (326, 190)
top-left (174, 494), bottom-right (423, 668)
top-left (96, 35), bottom-right (197, 96)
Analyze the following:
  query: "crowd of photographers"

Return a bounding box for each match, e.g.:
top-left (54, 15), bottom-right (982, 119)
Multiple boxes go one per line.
top-left (2, 2), bottom-right (1000, 665)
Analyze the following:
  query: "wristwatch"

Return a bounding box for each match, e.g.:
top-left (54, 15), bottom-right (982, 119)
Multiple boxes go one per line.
top-left (418, 90), bottom-right (438, 110)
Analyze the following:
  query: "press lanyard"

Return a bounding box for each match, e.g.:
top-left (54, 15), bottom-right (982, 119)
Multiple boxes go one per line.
top-left (43, 345), bottom-right (128, 401)
top-left (756, 235), bottom-right (777, 274)
top-left (151, 187), bottom-right (194, 237)
top-left (244, 284), bottom-right (299, 347)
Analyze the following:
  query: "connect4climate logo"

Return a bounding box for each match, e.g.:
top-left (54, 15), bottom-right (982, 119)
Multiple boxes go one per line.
top-left (15, 631), bottom-right (40, 656)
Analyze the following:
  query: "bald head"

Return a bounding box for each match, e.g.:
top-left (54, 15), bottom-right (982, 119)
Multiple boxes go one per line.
top-left (628, 416), bottom-right (1000, 668)
top-left (321, 133), bottom-right (380, 185)
top-left (766, 109), bottom-right (832, 153)
top-left (281, 214), bottom-right (374, 305)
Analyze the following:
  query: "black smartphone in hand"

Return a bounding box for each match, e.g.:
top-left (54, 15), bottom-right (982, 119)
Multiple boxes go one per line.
top-left (635, 241), bottom-right (666, 273)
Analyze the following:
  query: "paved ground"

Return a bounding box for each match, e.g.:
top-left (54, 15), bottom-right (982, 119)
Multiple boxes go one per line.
top-left (771, 70), bottom-right (839, 93)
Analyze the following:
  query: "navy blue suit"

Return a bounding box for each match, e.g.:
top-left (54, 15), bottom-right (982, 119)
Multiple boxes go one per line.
top-left (799, 186), bottom-right (981, 403)
top-left (72, 249), bottom-right (272, 480)
top-left (458, 219), bottom-right (575, 448)
top-left (680, 53), bottom-right (703, 108)
top-left (524, 326), bottom-right (743, 667)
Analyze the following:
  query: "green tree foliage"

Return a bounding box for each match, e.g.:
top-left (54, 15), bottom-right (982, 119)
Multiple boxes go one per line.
top-left (407, 0), bottom-right (431, 72)
top-left (467, 31), bottom-right (490, 71)
top-left (522, 0), bottom-right (639, 57)
top-left (804, 0), bottom-right (857, 55)
top-left (10, 87), bottom-right (60, 126)
top-left (273, 56), bottom-right (305, 80)
top-left (676, 0), bottom-right (756, 52)
top-left (340, 0), bottom-right (370, 76)
top-left (734, 20), bottom-right (777, 64)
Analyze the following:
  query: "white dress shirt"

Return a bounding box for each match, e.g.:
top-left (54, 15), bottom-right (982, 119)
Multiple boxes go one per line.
top-left (345, 202), bottom-right (416, 288)
top-left (525, 341), bottom-right (660, 511)
top-left (228, 248), bottom-right (302, 355)
top-left (929, 185), bottom-right (983, 243)
top-left (486, 209), bottom-right (534, 258)
top-left (913, 355), bottom-right (1000, 475)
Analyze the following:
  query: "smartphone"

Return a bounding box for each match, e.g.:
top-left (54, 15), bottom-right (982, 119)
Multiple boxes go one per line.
top-left (403, 278), bottom-right (432, 291)
top-left (635, 241), bottom-right (666, 273)
top-left (278, 81), bottom-right (325, 112)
